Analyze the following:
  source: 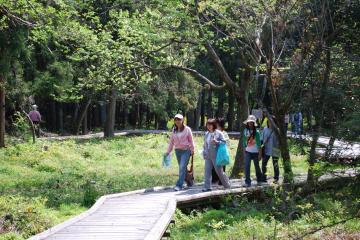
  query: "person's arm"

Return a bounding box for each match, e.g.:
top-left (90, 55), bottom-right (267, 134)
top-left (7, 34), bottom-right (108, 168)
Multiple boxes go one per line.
top-left (187, 127), bottom-right (195, 155)
top-left (213, 130), bottom-right (225, 144)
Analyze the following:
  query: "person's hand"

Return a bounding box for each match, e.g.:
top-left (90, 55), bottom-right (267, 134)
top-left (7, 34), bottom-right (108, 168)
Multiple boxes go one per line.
top-left (164, 152), bottom-right (169, 157)
top-left (258, 153), bottom-right (263, 161)
top-left (191, 150), bottom-right (194, 156)
top-left (212, 139), bottom-right (219, 144)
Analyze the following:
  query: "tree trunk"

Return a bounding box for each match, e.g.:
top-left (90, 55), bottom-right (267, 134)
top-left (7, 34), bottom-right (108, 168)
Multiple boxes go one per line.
top-left (277, 118), bottom-right (294, 183)
top-left (231, 70), bottom-right (251, 178)
top-left (235, 101), bottom-right (242, 131)
top-left (94, 104), bottom-right (100, 129)
top-left (51, 101), bottom-right (57, 132)
top-left (307, 47), bottom-right (331, 185)
top-left (145, 106), bottom-right (152, 129)
top-left (194, 92), bottom-right (202, 130)
top-left (0, 75), bottom-right (5, 147)
top-left (138, 103), bottom-right (144, 129)
top-left (200, 89), bottom-right (206, 127)
top-left (207, 89), bottom-right (213, 118)
top-left (58, 102), bottom-right (64, 135)
top-left (73, 98), bottom-right (92, 135)
top-left (231, 97), bottom-right (249, 178)
top-left (186, 111), bottom-right (195, 128)
top-left (227, 90), bottom-right (235, 131)
top-left (104, 89), bottom-right (117, 138)
top-left (121, 100), bottom-right (129, 129)
top-left (82, 108), bottom-right (88, 135)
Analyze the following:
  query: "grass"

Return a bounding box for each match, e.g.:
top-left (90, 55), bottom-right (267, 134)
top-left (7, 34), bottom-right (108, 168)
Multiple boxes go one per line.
top-left (0, 134), bottom-right (308, 239)
top-left (170, 182), bottom-right (360, 239)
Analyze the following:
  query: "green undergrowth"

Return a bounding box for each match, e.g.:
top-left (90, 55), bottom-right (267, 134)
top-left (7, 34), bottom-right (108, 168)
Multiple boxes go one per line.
top-left (171, 181), bottom-right (360, 239)
top-left (0, 134), bottom-right (308, 239)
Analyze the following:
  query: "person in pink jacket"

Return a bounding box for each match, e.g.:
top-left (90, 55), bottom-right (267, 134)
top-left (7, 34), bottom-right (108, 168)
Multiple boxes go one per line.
top-left (165, 114), bottom-right (195, 191)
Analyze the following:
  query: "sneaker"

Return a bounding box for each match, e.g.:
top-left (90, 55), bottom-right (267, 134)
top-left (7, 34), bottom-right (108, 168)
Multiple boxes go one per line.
top-left (174, 186), bottom-right (181, 191)
top-left (201, 188), bottom-right (212, 192)
top-left (242, 183), bottom-right (251, 188)
top-left (256, 182), bottom-right (263, 186)
top-left (273, 179), bottom-right (279, 184)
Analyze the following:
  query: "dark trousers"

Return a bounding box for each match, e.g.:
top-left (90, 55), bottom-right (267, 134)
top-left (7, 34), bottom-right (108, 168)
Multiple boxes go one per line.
top-left (262, 155), bottom-right (279, 181)
top-left (245, 151), bottom-right (262, 185)
top-left (212, 166), bottom-right (226, 185)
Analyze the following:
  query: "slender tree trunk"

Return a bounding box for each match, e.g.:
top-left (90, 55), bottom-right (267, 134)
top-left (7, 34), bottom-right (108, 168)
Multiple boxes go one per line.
top-left (0, 75), bottom-right (5, 147)
top-left (145, 106), bottom-right (151, 129)
top-left (104, 89), bottom-right (117, 138)
top-left (58, 102), bottom-right (64, 135)
top-left (154, 114), bottom-right (158, 129)
top-left (194, 92), bottom-right (202, 130)
top-left (227, 90), bottom-right (235, 131)
top-left (207, 89), bottom-right (213, 118)
top-left (82, 108), bottom-right (88, 135)
top-left (200, 89), bottom-right (206, 127)
top-left (51, 101), bottom-right (57, 132)
top-left (94, 104), bottom-right (100, 129)
top-left (138, 103), bottom-right (144, 129)
top-left (124, 103), bottom-right (129, 129)
top-left (308, 47), bottom-right (331, 185)
top-left (73, 98), bottom-right (92, 135)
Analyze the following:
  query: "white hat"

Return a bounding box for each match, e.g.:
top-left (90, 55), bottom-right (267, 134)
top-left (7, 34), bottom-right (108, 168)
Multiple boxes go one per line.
top-left (32, 104), bottom-right (38, 109)
top-left (243, 115), bottom-right (257, 126)
top-left (174, 114), bottom-right (184, 120)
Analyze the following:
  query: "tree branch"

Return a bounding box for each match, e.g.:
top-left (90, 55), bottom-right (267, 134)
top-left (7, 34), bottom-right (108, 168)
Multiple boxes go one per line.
top-left (141, 62), bottom-right (226, 90)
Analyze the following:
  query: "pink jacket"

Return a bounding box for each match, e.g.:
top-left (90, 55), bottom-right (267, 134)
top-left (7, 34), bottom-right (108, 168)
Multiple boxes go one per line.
top-left (167, 126), bottom-right (195, 153)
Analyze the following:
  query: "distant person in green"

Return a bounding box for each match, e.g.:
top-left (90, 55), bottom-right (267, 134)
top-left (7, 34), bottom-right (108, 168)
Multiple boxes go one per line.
top-left (261, 116), bottom-right (280, 183)
top-left (202, 118), bottom-right (230, 192)
top-left (212, 118), bottom-right (230, 185)
top-left (165, 114), bottom-right (195, 191)
top-left (243, 115), bottom-right (263, 187)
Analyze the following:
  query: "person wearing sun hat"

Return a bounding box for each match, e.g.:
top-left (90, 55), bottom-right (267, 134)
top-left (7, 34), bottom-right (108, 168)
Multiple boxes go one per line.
top-left (165, 113), bottom-right (195, 191)
top-left (242, 115), bottom-right (263, 187)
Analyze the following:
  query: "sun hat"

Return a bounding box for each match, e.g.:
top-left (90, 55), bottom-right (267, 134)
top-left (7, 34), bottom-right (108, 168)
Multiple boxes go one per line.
top-left (174, 114), bottom-right (184, 120)
top-left (243, 115), bottom-right (257, 126)
top-left (32, 104), bottom-right (38, 110)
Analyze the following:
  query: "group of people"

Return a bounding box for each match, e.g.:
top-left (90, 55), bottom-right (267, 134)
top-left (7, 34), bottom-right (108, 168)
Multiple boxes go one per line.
top-left (165, 113), bottom-right (280, 191)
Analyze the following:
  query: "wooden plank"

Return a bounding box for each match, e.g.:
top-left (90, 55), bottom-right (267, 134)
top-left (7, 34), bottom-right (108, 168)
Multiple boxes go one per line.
top-left (58, 226), bottom-right (150, 233)
top-left (73, 222), bottom-right (153, 227)
top-left (144, 199), bottom-right (177, 240)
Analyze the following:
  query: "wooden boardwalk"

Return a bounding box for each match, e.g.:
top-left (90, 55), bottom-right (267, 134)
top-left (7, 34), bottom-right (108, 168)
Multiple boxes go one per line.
top-left (29, 170), bottom-right (357, 240)
top-left (29, 130), bottom-right (360, 240)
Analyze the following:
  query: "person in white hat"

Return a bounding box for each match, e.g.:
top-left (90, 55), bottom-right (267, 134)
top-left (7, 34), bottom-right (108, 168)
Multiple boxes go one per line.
top-left (165, 114), bottom-right (195, 191)
top-left (242, 115), bottom-right (263, 187)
